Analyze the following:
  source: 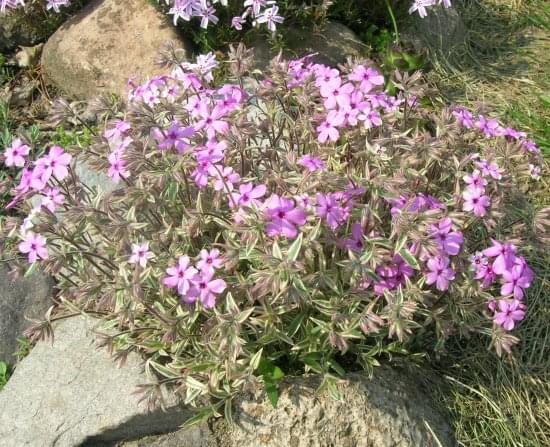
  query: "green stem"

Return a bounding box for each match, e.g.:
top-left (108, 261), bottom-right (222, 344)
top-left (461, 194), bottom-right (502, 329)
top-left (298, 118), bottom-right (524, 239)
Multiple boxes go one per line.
top-left (384, 0), bottom-right (400, 45)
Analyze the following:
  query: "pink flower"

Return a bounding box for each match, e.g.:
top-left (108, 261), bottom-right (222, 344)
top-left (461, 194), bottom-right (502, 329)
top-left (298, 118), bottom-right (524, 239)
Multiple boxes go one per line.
top-left (231, 16), bottom-right (245, 30)
top-left (108, 152), bottom-right (130, 183)
top-left (358, 107), bottom-right (383, 129)
top-left (462, 188), bottom-right (490, 217)
top-left (298, 155), bottom-right (326, 172)
top-left (348, 66), bottom-right (384, 93)
top-left (315, 193), bottom-right (345, 230)
top-left (493, 299), bottom-right (525, 331)
top-left (18, 232), bottom-right (48, 263)
top-left (500, 262), bottom-right (533, 300)
top-left (316, 121), bottom-right (339, 143)
top-left (153, 120), bottom-right (194, 153)
top-left (35, 145), bottom-right (72, 181)
top-left (264, 194), bottom-right (306, 239)
top-left (230, 182), bottom-right (267, 208)
top-left (482, 240), bottom-right (516, 275)
top-left (210, 165), bottom-right (240, 192)
top-left (429, 217), bottom-right (463, 256)
top-left (256, 5), bottom-right (284, 32)
top-left (3, 138), bottom-right (30, 167)
top-left (196, 249), bottom-right (223, 274)
top-left (104, 120), bottom-right (131, 141)
top-left (425, 256), bottom-right (455, 291)
top-left (163, 255), bottom-right (198, 296)
top-left (319, 77), bottom-right (354, 109)
top-left (452, 108), bottom-right (474, 128)
top-left (475, 160), bottom-right (502, 180)
top-left (476, 115), bottom-right (503, 137)
top-left (196, 103), bottom-right (229, 138)
top-left (463, 170), bottom-right (487, 191)
top-left (187, 271), bottom-right (227, 308)
top-left (40, 187), bottom-right (64, 213)
top-left (129, 242), bottom-right (154, 268)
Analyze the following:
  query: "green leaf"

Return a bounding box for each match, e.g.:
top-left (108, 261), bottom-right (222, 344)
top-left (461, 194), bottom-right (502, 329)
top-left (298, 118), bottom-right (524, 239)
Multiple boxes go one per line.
top-left (224, 398), bottom-right (234, 425)
top-left (24, 262), bottom-right (38, 278)
top-left (271, 366), bottom-right (285, 381)
top-left (148, 360), bottom-right (181, 379)
top-left (249, 348), bottom-right (263, 371)
top-left (272, 241), bottom-right (283, 260)
top-left (398, 248), bottom-right (420, 270)
top-left (264, 379), bottom-right (279, 408)
top-left (287, 232), bottom-right (303, 262)
top-left (179, 407), bottom-right (217, 430)
top-left (328, 359), bottom-right (346, 377)
top-left (394, 234), bottom-right (408, 253)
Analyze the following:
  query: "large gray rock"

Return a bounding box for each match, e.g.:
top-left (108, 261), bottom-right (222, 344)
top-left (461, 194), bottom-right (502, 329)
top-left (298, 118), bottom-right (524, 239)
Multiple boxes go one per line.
top-left (0, 316), bottom-right (190, 447)
top-left (41, 0), bottom-right (192, 99)
top-left (405, 5), bottom-right (467, 59)
top-left (0, 264), bottom-right (53, 364)
top-left (123, 368), bottom-right (456, 447)
top-left (252, 21), bottom-right (367, 68)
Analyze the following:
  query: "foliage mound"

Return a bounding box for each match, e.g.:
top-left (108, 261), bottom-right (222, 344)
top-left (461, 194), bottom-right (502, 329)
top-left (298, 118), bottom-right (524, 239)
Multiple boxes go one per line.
top-left (0, 47), bottom-right (547, 417)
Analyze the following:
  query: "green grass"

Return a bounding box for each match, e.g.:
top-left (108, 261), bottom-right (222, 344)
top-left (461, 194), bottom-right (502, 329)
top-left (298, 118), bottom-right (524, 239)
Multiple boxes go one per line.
top-left (0, 362), bottom-right (9, 391)
top-left (426, 1), bottom-right (550, 445)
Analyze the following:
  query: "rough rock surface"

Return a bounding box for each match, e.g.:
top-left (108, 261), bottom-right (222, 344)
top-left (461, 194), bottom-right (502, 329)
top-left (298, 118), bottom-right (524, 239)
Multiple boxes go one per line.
top-left (253, 21), bottom-right (366, 68)
top-left (0, 264), bottom-right (53, 364)
top-left (0, 316), bottom-right (190, 447)
top-left (122, 368), bottom-right (456, 447)
top-left (406, 5), bottom-right (467, 58)
top-left (41, 0), bottom-right (192, 99)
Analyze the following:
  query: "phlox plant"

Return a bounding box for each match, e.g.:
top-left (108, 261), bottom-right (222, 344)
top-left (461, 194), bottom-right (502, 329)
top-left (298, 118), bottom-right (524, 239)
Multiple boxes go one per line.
top-left (0, 45), bottom-right (546, 418)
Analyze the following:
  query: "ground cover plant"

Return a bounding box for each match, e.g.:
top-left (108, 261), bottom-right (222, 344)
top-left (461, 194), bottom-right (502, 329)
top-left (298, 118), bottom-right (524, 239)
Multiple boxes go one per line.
top-left (424, 1), bottom-right (550, 444)
top-left (0, 46), bottom-right (546, 422)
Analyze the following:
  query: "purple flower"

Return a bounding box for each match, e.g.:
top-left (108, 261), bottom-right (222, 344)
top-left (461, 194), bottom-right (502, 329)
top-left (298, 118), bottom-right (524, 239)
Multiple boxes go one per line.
top-left (46, 0), bottom-right (70, 13)
top-left (19, 232), bottom-right (48, 263)
top-left (319, 77), bottom-right (354, 109)
top-left (104, 120), bottom-right (130, 141)
top-left (196, 249), bottom-right (223, 274)
top-left (210, 165), bottom-right (240, 192)
top-left (298, 155), bottom-right (326, 172)
top-left (475, 160), bottom-right (502, 180)
top-left (463, 170), bottom-right (487, 191)
top-left (40, 187), bottom-right (64, 213)
top-left (230, 182), bottom-right (267, 208)
top-left (429, 217), bottom-right (463, 256)
top-left (129, 242), bottom-right (154, 268)
top-left (476, 115), bottom-right (503, 137)
top-left (425, 256), bottom-right (455, 291)
top-left (316, 121), bottom-right (339, 143)
top-left (358, 107), bottom-right (382, 129)
top-left (483, 240), bottom-right (516, 275)
top-left (36, 145), bottom-right (72, 181)
top-left (187, 271), bottom-right (227, 308)
top-left (256, 5), bottom-right (284, 32)
top-left (315, 193), bottom-right (347, 230)
top-left (408, 0), bottom-right (436, 18)
top-left (3, 138), bottom-right (30, 168)
top-left (452, 108), bottom-right (474, 128)
top-left (163, 256), bottom-right (198, 295)
top-left (264, 194), bottom-right (306, 239)
top-left (231, 16), bottom-right (245, 30)
top-left (500, 262), bottom-right (533, 300)
top-left (462, 188), bottom-right (490, 217)
top-left (108, 152), bottom-right (130, 183)
top-left (341, 223), bottom-right (364, 252)
top-left (348, 66), bottom-right (384, 93)
top-left (493, 299), bottom-right (525, 331)
top-left (153, 121), bottom-right (194, 153)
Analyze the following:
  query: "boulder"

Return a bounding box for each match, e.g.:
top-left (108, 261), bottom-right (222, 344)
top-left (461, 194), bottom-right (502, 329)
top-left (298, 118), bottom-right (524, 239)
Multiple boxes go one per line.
top-left (123, 368), bottom-right (456, 447)
top-left (405, 5), bottom-right (467, 60)
top-left (41, 0), bottom-right (193, 99)
top-left (252, 21), bottom-right (367, 68)
top-left (0, 264), bottom-right (53, 364)
top-left (0, 316), bottom-right (190, 447)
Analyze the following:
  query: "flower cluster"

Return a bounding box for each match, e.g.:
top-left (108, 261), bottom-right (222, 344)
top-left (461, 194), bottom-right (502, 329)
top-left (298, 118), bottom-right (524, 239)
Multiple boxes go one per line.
top-left (1, 0), bottom-right (284, 32)
top-left (1, 48), bottom-right (545, 413)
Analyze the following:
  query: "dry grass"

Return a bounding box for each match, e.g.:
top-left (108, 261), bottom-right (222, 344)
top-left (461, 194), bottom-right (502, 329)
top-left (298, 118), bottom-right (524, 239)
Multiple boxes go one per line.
top-left (425, 1), bottom-right (550, 445)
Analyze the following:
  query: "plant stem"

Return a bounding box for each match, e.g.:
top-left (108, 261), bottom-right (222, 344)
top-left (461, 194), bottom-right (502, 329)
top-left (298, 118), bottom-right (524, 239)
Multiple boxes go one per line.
top-left (384, 0), bottom-right (400, 45)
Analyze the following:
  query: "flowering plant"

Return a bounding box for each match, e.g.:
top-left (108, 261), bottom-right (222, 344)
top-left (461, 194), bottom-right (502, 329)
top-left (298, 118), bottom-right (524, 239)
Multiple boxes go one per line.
top-left (0, 46), bottom-right (546, 415)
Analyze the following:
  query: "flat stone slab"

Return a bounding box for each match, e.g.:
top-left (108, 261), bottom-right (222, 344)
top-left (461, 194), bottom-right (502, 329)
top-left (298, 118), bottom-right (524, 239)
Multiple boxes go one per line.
top-left (0, 316), bottom-right (189, 447)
